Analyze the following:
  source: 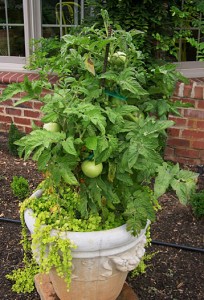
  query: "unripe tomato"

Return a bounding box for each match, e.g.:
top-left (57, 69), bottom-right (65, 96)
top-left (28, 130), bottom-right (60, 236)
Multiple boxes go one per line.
top-left (81, 160), bottom-right (103, 178)
top-left (110, 51), bottom-right (126, 66)
top-left (43, 122), bottom-right (60, 132)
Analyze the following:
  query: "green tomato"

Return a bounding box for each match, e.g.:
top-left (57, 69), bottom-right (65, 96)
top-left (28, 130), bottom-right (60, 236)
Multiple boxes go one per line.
top-left (81, 160), bottom-right (103, 178)
top-left (110, 51), bottom-right (126, 66)
top-left (43, 122), bottom-right (60, 132)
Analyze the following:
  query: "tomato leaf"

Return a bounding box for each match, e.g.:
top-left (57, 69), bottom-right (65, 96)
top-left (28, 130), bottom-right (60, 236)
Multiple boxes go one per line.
top-left (62, 137), bottom-right (77, 156)
top-left (84, 136), bottom-right (97, 150)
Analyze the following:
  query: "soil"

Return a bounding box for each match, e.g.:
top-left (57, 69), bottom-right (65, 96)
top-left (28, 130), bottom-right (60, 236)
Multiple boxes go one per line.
top-left (0, 132), bottom-right (204, 300)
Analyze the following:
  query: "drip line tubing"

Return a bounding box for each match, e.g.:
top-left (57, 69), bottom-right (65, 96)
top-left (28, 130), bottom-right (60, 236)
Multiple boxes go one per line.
top-left (0, 217), bottom-right (203, 253)
top-left (0, 217), bottom-right (21, 224)
top-left (151, 240), bottom-right (204, 253)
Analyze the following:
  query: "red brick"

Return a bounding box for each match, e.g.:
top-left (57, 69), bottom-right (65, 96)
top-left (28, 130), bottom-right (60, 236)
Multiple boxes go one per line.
top-left (15, 100), bottom-right (33, 109)
top-left (48, 75), bottom-right (58, 85)
top-left (175, 148), bottom-right (200, 158)
top-left (0, 107), bottom-right (4, 113)
top-left (0, 72), bottom-right (29, 83)
top-left (177, 108), bottom-right (183, 115)
top-left (197, 100), bottom-right (204, 109)
top-left (167, 127), bottom-right (180, 137)
top-left (164, 146), bottom-right (175, 158)
top-left (194, 86), bottom-right (204, 100)
top-left (190, 78), bottom-right (204, 84)
top-left (167, 138), bottom-right (190, 148)
top-left (33, 101), bottom-right (44, 110)
top-left (197, 120), bottom-right (204, 130)
top-left (187, 119), bottom-right (196, 128)
top-left (16, 73), bottom-right (27, 83)
top-left (0, 99), bottom-right (14, 106)
top-left (183, 85), bottom-right (192, 97)
top-left (12, 92), bottom-right (23, 99)
top-left (186, 119), bottom-right (197, 129)
top-left (0, 122), bottom-right (10, 131)
top-left (33, 120), bottom-right (43, 127)
top-left (171, 96), bottom-right (181, 103)
top-left (0, 72), bottom-right (11, 83)
top-left (15, 125), bottom-right (25, 131)
top-left (174, 157), bottom-right (200, 165)
top-left (199, 157), bottom-right (204, 164)
top-left (191, 140), bottom-right (204, 149)
top-left (178, 98), bottom-right (196, 106)
top-left (183, 108), bottom-right (204, 119)
top-left (181, 129), bottom-right (204, 140)
top-left (24, 110), bottom-right (41, 118)
top-left (198, 149), bottom-right (204, 158)
top-left (14, 117), bottom-right (31, 126)
top-left (6, 107), bottom-right (22, 116)
top-left (27, 73), bottom-right (40, 81)
top-left (0, 115), bottom-right (13, 123)
top-left (10, 73), bottom-right (27, 83)
top-left (168, 116), bottom-right (187, 127)
top-left (0, 84), bottom-right (8, 90)
top-left (25, 127), bottom-right (33, 133)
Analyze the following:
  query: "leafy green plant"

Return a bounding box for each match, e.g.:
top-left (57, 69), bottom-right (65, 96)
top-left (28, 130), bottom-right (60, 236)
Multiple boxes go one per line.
top-left (0, 9), bottom-right (198, 294)
top-left (154, 162), bottom-right (197, 205)
top-left (11, 176), bottom-right (30, 200)
top-left (189, 190), bottom-right (204, 218)
top-left (85, 0), bottom-right (204, 62)
top-left (8, 123), bottom-right (25, 156)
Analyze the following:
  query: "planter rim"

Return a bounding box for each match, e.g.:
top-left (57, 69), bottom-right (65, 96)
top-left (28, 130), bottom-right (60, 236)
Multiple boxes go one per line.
top-left (24, 189), bottom-right (149, 258)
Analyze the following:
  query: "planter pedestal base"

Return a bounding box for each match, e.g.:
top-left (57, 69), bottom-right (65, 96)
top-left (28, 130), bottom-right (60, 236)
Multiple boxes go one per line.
top-left (35, 274), bottom-right (139, 300)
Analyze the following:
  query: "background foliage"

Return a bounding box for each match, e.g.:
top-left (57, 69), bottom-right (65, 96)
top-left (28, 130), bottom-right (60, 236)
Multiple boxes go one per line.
top-left (85, 0), bottom-right (204, 62)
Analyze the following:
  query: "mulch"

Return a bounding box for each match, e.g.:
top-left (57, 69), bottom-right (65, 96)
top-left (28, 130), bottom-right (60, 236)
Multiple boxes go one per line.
top-left (0, 132), bottom-right (204, 300)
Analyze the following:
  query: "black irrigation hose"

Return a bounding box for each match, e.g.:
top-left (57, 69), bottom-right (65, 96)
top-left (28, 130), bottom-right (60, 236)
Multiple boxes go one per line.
top-left (151, 240), bottom-right (204, 253)
top-left (0, 217), bottom-right (21, 224)
top-left (0, 217), bottom-right (204, 253)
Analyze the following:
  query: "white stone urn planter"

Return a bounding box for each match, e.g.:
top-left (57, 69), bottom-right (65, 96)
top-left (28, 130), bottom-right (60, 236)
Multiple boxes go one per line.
top-left (24, 190), bottom-right (149, 300)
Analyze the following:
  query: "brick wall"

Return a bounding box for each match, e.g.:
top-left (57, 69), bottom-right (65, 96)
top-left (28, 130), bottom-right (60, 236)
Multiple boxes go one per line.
top-left (0, 71), bottom-right (57, 133)
top-left (1, 72), bottom-right (204, 165)
top-left (164, 78), bottom-right (204, 165)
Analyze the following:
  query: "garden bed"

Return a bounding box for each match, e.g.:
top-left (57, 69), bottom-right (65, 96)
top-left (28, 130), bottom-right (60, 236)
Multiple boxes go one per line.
top-left (0, 132), bottom-right (203, 300)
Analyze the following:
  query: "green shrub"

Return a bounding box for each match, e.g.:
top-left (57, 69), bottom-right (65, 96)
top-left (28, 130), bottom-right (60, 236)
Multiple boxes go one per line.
top-left (189, 190), bottom-right (204, 218)
top-left (8, 123), bottom-right (25, 156)
top-left (11, 176), bottom-right (30, 200)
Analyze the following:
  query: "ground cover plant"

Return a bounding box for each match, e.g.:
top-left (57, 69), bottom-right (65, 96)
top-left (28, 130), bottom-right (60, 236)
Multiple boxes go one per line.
top-left (10, 176), bottom-right (30, 200)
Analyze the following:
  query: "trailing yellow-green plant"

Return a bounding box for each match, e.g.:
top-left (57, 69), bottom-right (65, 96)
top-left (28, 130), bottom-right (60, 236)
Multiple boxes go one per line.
top-left (131, 226), bottom-right (157, 277)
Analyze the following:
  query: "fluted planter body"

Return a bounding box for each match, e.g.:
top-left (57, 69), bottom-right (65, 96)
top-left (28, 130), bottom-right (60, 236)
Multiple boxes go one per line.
top-left (24, 190), bottom-right (148, 300)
